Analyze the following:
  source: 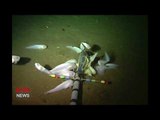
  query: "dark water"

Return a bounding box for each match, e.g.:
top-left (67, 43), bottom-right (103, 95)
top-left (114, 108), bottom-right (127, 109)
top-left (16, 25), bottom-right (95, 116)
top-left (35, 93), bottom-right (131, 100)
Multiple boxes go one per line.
top-left (12, 15), bottom-right (148, 105)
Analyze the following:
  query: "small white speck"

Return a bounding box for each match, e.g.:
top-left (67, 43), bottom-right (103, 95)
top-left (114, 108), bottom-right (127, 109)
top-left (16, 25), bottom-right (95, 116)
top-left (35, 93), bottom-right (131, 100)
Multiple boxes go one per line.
top-left (57, 46), bottom-right (60, 48)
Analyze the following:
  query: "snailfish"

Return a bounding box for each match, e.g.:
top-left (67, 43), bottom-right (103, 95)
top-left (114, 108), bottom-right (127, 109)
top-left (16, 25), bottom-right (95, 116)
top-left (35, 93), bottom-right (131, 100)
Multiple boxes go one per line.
top-left (26, 44), bottom-right (47, 49)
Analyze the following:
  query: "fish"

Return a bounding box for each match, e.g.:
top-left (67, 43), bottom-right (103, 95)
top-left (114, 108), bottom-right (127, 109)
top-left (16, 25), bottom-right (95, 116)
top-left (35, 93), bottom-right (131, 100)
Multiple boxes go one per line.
top-left (35, 63), bottom-right (51, 74)
top-left (45, 80), bottom-right (73, 94)
top-left (50, 62), bottom-right (77, 74)
top-left (87, 52), bottom-right (98, 75)
top-left (12, 55), bottom-right (20, 64)
top-left (26, 44), bottom-right (47, 49)
top-left (105, 63), bottom-right (118, 69)
top-left (66, 46), bottom-right (82, 53)
top-left (66, 42), bottom-right (91, 53)
top-left (65, 59), bottom-right (77, 64)
top-left (35, 62), bottom-right (76, 94)
top-left (35, 59), bottom-right (77, 77)
top-left (34, 60), bottom-right (76, 95)
top-left (52, 70), bottom-right (76, 78)
top-left (77, 50), bottom-right (89, 75)
top-left (80, 42), bottom-right (91, 50)
top-left (98, 52), bottom-right (110, 65)
top-left (95, 65), bottom-right (107, 75)
top-left (95, 52), bottom-right (118, 75)
top-left (67, 42), bottom-right (97, 76)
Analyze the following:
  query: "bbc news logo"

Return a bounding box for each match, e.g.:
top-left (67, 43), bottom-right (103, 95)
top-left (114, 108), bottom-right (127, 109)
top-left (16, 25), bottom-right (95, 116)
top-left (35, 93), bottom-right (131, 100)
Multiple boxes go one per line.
top-left (16, 87), bottom-right (31, 98)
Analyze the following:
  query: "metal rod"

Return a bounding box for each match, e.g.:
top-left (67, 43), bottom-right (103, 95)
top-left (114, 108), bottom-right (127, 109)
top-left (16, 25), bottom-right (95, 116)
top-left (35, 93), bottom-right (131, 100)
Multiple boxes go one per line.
top-left (70, 74), bottom-right (83, 105)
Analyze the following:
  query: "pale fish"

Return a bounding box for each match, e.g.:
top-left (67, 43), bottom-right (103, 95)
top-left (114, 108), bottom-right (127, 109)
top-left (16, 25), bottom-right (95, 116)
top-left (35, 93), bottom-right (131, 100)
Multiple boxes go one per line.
top-left (84, 52), bottom-right (98, 76)
top-left (80, 42), bottom-right (91, 50)
top-left (95, 52), bottom-right (118, 75)
top-left (95, 65), bottom-right (107, 75)
top-left (105, 63), bottom-right (118, 69)
top-left (66, 42), bottom-right (91, 53)
top-left (35, 61), bottom-right (77, 77)
top-left (45, 80), bottom-right (73, 94)
top-left (50, 62), bottom-right (77, 73)
top-left (26, 44), bottom-right (47, 49)
top-left (51, 70), bottom-right (76, 78)
top-left (98, 52), bottom-right (110, 65)
top-left (35, 63), bottom-right (51, 74)
top-left (66, 46), bottom-right (82, 53)
top-left (84, 68), bottom-right (92, 76)
top-left (65, 59), bottom-right (77, 64)
top-left (12, 55), bottom-right (20, 64)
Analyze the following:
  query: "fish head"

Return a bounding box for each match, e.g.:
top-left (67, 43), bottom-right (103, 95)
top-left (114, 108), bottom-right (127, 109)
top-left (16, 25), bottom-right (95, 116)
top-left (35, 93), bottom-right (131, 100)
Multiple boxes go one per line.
top-left (80, 42), bottom-right (91, 50)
